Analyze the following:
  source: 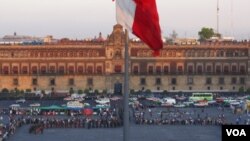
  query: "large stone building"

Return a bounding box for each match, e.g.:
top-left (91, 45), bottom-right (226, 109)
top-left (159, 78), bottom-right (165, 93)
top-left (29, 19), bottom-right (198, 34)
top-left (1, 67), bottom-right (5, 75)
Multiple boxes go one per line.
top-left (0, 24), bottom-right (249, 93)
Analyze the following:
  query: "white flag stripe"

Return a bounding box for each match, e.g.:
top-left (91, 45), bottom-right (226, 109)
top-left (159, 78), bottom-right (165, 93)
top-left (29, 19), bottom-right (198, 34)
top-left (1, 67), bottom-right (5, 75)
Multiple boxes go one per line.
top-left (116, 0), bottom-right (136, 32)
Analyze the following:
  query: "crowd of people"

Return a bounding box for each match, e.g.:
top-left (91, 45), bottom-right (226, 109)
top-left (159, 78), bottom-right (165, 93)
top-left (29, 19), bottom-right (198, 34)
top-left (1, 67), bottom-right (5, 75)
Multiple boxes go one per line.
top-left (1, 97), bottom-right (250, 140)
top-left (0, 107), bottom-right (123, 140)
top-left (0, 116), bottom-right (24, 141)
top-left (131, 102), bottom-right (250, 126)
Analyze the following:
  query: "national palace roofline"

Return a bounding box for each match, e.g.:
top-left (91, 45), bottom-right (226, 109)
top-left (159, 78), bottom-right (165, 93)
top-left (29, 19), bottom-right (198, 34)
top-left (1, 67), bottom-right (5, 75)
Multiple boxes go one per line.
top-left (0, 42), bottom-right (249, 49)
top-left (0, 24), bottom-right (249, 92)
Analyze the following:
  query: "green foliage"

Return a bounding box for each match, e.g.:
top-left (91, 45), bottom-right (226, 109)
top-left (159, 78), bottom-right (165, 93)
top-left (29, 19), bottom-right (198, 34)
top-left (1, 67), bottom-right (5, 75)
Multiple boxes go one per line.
top-left (130, 89), bottom-right (135, 95)
top-left (84, 89), bottom-right (89, 94)
top-left (239, 87), bottom-right (245, 93)
top-left (246, 88), bottom-right (250, 93)
top-left (145, 89), bottom-right (151, 94)
top-left (163, 90), bottom-right (168, 95)
top-left (69, 88), bottom-right (75, 94)
top-left (10, 90), bottom-right (15, 94)
top-left (94, 89), bottom-right (99, 94)
top-left (15, 89), bottom-right (20, 94)
top-left (102, 89), bottom-right (107, 94)
top-left (20, 90), bottom-right (24, 94)
top-left (41, 90), bottom-right (45, 94)
top-left (25, 89), bottom-right (32, 93)
top-left (1, 88), bottom-right (9, 93)
top-left (198, 27), bottom-right (215, 41)
top-left (78, 89), bottom-right (83, 94)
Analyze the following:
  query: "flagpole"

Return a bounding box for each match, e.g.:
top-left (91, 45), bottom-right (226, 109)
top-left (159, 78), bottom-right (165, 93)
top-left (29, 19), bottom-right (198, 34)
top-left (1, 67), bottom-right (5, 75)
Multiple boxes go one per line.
top-left (123, 29), bottom-right (130, 141)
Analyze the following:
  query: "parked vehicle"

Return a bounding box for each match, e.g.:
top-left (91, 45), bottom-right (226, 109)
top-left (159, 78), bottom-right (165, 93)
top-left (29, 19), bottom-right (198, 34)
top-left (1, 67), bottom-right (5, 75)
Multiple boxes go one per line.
top-left (189, 93), bottom-right (213, 102)
top-left (16, 98), bottom-right (26, 103)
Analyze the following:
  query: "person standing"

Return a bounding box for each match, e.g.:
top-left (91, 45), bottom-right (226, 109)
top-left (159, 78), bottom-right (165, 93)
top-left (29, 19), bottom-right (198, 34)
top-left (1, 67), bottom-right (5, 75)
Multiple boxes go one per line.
top-left (148, 108), bottom-right (152, 117)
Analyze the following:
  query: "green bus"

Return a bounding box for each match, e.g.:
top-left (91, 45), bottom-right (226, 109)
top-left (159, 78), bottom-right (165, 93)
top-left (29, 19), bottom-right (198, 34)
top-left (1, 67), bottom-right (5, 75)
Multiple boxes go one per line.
top-left (189, 93), bottom-right (213, 102)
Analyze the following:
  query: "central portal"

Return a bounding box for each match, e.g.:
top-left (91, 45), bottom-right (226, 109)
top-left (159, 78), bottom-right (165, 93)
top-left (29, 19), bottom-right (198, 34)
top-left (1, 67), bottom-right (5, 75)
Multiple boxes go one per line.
top-left (114, 82), bottom-right (122, 95)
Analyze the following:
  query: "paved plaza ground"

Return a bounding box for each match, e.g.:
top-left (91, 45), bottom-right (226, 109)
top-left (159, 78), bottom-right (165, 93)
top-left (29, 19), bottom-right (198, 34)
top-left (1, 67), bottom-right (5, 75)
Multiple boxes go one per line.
top-left (1, 98), bottom-right (249, 141)
top-left (8, 125), bottom-right (221, 141)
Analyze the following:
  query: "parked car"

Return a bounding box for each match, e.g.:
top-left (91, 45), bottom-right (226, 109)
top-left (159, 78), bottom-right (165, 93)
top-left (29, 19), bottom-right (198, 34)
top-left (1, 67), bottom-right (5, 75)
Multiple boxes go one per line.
top-left (16, 98), bottom-right (26, 103)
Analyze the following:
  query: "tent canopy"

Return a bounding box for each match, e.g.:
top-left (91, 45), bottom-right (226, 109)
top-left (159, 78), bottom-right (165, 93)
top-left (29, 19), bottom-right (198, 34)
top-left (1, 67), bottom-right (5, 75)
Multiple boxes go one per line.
top-left (39, 105), bottom-right (65, 110)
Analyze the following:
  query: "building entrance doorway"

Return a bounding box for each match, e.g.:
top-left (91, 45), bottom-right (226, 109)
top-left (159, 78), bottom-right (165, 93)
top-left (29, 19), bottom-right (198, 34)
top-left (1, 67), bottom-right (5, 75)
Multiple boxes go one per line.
top-left (114, 82), bottom-right (122, 95)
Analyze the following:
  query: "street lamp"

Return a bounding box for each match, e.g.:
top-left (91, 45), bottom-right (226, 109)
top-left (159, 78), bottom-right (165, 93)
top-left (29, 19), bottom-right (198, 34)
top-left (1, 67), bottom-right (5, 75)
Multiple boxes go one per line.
top-left (0, 116), bottom-right (3, 127)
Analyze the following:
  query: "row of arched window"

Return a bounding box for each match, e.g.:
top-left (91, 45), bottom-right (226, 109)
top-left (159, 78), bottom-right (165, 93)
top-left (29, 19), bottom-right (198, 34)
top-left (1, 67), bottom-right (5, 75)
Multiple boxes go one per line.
top-left (0, 50), bottom-right (101, 58)
top-left (0, 65), bottom-right (104, 75)
top-left (132, 64), bottom-right (247, 74)
top-left (137, 49), bottom-right (248, 57)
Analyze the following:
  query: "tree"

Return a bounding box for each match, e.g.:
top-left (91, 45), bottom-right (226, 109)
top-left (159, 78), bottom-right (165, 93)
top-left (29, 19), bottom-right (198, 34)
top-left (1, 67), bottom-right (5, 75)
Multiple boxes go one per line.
top-left (25, 89), bottom-right (32, 93)
top-left (69, 88), bottom-right (75, 95)
top-left (1, 88), bottom-right (9, 93)
top-left (246, 88), bottom-right (250, 93)
top-left (10, 90), bottom-right (15, 94)
top-left (102, 89), bottom-right (107, 95)
top-left (145, 89), bottom-right (151, 94)
top-left (170, 30), bottom-right (178, 40)
top-left (15, 89), bottom-right (20, 95)
top-left (130, 89), bottom-right (135, 95)
top-left (84, 89), bottom-right (89, 94)
top-left (239, 87), bottom-right (245, 93)
top-left (198, 27), bottom-right (215, 41)
top-left (78, 89), bottom-right (83, 94)
top-left (94, 89), bottom-right (99, 94)
top-left (41, 90), bottom-right (45, 95)
top-left (163, 90), bottom-right (168, 95)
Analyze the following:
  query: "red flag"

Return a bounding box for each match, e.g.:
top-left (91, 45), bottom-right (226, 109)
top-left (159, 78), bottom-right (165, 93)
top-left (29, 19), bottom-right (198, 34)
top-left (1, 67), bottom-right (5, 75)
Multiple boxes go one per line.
top-left (116, 0), bottom-right (163, 56)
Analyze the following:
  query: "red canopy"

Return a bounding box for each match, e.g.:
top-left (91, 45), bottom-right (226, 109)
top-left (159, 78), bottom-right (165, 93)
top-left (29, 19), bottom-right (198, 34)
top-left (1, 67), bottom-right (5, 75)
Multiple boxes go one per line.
top-left (83, 108), bottom-right (93, 116)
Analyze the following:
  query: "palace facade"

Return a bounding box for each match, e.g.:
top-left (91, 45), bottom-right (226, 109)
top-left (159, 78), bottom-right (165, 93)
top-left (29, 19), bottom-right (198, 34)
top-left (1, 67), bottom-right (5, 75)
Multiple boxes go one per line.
top-left (0, 24), bottom-right (249, 93)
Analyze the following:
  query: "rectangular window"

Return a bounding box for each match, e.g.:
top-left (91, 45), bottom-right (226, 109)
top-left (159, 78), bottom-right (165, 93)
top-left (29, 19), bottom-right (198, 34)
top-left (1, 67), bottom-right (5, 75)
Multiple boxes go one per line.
top-left (155, 78), bottom-right (161, 85)
top-left (219, 77), bottom-right (224, 84)
top-left (171, 78), bottom-right (177, 85)
top-left (224, 66), bottom-right (229, 74)
top-left (133, 66), bottom-right (139, 74)
top-left (163, 66), bottom-right (169, 74)
top-left (59, 66), bottom-right (65, 74)
top-left (13, 78), bottom-right (18, 85)
top-left (206, 65), bottom-right (212, 73)
top-left (206, 77), bottom-right (212, 84)
top-left (12, 66), bottom-right (19, 74)
top-left (32, 78), bottom-right (38, 85)
top-left (49, 66), bottom-right (56, 74)
top-left (78, 66), bottom-right (84, 74)
top-left (50, 78), bottom-right (56, 86)
top-left (232, 65), bottom-right (237, 73)
top-left (148, 66), bottom-right (154, 74)
top-left (187, 77), bottom-right (193, 84)
top-left (22, 66), bottom-right (28, 74)
top-left (87, 78), bottom-right (93, 85)
top-left (87, 66), bottom-right (93, 74)
top-left (68, 66), bottom-right (74, 74)
top-left (3, 66), bottom-right (9, 74)
top-left (197, 66), bottom-right (203, 74)
top-left (240, 66), bottom-right (246, 74)
top-left (114, 65), bottom-right (122, 73)
top-left (140, 78), bottom-right (146, 85)
top-left (177, 66), bottom-right (183, 73)
top-left (231, 77), bottom-right (237, 84)
top-left (96, 66), bottom-right (103, 74)
top-left (240, 77), bottom-right (245, 84)
top-left (41, 66), bottom-right (47, 74)
top-left (32, 66), bottom-right (38, 74)
top-left (156, 66), bottom-right (161, 74)
top-left (68, 78), bottom-right (74, 85)
top-left (216, 66), bottom-right (221, 74)
top-left (188, 66), bottom-right (193, 74)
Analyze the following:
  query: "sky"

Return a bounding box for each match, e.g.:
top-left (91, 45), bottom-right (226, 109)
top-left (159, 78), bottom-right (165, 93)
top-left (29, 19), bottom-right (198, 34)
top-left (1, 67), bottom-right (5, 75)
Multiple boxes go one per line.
top-left (0, 0), bottom-right (250, 40)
